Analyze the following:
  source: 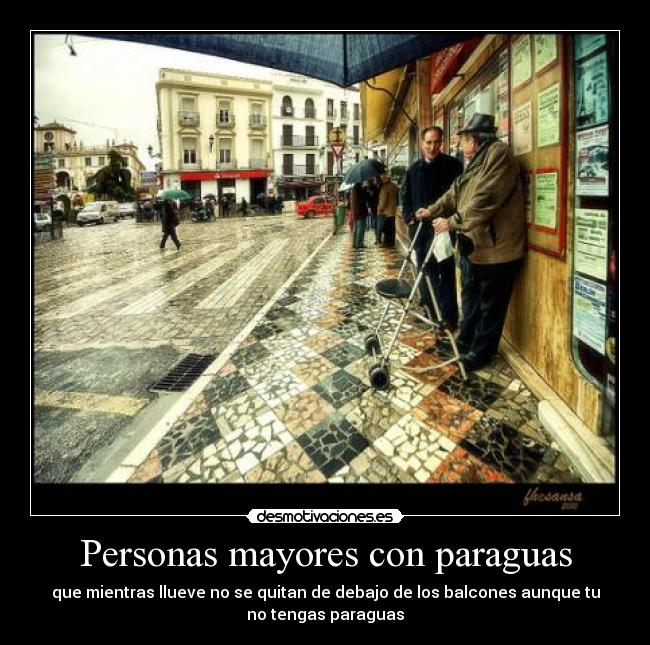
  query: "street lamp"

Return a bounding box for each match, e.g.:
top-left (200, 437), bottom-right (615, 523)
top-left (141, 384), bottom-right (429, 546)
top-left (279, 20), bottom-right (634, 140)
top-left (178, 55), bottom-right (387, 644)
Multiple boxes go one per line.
top-left (147, 144), bottom-right (161, 159)
top-left (208, 134), bottom-right (215, 152)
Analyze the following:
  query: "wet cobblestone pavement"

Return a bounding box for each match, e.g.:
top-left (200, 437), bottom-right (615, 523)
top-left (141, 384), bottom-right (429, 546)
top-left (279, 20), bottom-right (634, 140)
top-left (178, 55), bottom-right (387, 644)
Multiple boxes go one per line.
top-left (121, 228), bottom-right (583, 485)
top-left (33, 215), bottom-right (331, 481)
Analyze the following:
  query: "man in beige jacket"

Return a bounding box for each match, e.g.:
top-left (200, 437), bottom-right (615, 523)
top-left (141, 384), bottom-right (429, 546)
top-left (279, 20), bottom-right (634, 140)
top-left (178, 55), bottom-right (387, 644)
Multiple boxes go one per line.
top-left (416, 113), bottom-right (525, 372)
top-left (377, 172), bottom-right (399, 246)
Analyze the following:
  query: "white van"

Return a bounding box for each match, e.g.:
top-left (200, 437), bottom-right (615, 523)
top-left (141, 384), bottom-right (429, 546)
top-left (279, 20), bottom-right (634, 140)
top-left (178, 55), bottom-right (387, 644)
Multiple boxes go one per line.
top-left (77, 201), bottom-right (119, 226)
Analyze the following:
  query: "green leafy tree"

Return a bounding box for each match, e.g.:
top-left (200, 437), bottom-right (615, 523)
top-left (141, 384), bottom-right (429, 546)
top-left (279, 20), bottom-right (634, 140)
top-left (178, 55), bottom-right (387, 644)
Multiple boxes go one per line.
top-left (87, 150), bottom-right (135, 201)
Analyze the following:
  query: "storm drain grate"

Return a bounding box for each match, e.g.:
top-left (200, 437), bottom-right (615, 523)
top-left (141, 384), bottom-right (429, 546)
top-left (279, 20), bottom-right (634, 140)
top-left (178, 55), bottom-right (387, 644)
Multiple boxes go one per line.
top-left (150, 353), bottom-right (216, 392)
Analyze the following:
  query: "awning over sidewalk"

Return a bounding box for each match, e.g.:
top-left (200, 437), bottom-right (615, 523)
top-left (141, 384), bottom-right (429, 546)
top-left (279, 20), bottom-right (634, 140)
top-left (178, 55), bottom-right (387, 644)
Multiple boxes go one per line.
top-left (81, 32), bottom-right (475, 87)
top-left (361, 67), bottom-right (405, 141)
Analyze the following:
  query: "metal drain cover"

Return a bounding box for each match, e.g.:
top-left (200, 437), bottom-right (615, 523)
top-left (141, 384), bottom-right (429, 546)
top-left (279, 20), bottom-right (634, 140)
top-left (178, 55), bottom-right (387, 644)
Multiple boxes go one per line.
top-left (150, 353), bottom-right (216, 392)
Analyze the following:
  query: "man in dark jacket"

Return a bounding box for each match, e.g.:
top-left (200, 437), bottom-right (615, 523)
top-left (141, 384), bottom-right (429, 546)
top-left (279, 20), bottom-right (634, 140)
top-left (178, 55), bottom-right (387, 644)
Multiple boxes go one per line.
top-left (364, 179), bottom-right (379, 235)
top-left (402, 126), bottom-right (463, 328)
top-left (160, 199), bottom-right (181, 250)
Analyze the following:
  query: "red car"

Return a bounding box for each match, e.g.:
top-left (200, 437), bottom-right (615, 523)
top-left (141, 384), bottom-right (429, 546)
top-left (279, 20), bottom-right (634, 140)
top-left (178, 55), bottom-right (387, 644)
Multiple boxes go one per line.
top-left (296, 195), bottom-right (336, 218)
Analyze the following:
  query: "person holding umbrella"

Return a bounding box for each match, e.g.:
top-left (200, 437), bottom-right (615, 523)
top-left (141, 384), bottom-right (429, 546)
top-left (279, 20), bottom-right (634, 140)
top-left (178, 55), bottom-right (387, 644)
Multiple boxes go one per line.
top-left (160, 198), bottom-right (181, 251)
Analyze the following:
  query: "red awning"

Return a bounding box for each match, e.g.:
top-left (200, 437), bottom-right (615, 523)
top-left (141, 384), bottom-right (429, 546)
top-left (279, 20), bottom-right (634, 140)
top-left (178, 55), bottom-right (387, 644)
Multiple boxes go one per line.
top-left (430, 37), bottom-right (482, 94)
top-left (180, 170), bottom-right (271, 181)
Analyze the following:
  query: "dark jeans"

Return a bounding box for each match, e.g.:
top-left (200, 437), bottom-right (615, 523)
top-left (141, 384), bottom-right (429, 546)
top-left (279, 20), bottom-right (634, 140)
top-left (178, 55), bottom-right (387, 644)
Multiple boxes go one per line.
top-left (458, 255), bottom-right (522, 361)
top-left (160, 228), bottom-right (180, 249)
top-left (383, 217), bottom-right (396, 246)
top-left (409, 224), bottom-right (458, 326)
top-left (353, 218), bottom-right (366, 247)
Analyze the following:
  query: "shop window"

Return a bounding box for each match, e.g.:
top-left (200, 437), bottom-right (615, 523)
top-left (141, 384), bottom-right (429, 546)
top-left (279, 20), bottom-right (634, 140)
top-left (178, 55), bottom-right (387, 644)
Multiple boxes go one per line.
top-left (570, 33), bottom-right (617, 417)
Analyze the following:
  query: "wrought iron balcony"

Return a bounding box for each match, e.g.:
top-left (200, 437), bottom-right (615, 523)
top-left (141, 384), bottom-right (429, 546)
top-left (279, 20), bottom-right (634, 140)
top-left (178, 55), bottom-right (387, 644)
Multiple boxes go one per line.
top-left (248, 158), bottom-right (268, 168)
top-left (281, 135), bottom-right (320, 147)
top-left (281, 106), bottom-right (294, 117)
top-left (216, 114), bottom-right (235, 128)
top-left (282, 165), bottom-right (318, 176)
top-left (279, 107), bottom-right (318, 119)
top-left (216, 160), bottom-right (237, 170)
top-left (181, 157), bottom-right (201, 169)
top-left (178, 111), bottom-right (200, 127)
top-left (249, 114), bottom-right (267, 128)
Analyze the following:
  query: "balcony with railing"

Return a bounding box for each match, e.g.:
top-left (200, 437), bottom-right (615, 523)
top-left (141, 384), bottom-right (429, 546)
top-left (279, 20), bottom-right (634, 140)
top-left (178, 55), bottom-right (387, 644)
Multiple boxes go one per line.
top-left (281, 135), bottom-right (320, 148)
top-left (279, 106), bottom-right (319, 119)
top-left (178, 111), bottom-right (200, 127)
top-left (248, 158), bottom-right (268, 168)
top-left (181, 156), bottom-right (202, 169)
top-left (216, 160), bottom-right (237, 170)
top-left (216, 114), bottom-right (235, 128)
top-left (249, 114), bottom-right (267, 128)
top-left (281, 165), bottom-right (318, 176)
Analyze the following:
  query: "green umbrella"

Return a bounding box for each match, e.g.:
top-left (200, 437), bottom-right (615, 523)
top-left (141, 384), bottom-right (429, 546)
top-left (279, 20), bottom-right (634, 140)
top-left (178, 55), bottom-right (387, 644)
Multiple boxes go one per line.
top-left (160, 189), bottom-right (193, 200)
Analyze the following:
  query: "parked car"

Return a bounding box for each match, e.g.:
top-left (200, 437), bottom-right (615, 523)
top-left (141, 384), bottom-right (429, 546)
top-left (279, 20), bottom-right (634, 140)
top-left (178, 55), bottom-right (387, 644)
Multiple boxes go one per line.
top-left (34, 212), bottom-right (52, 231)
top-left (77, 201), bottom-right (119, 226)
top-left (117, 202), bottom-right (135, 219)
top-left (296, 195), bottom-right (336, 218)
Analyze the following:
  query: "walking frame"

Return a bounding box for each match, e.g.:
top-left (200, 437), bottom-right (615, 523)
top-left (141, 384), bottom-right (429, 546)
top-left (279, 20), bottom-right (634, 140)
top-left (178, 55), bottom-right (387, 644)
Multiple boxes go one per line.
top-left (364, 221), bottom-right (468, 390)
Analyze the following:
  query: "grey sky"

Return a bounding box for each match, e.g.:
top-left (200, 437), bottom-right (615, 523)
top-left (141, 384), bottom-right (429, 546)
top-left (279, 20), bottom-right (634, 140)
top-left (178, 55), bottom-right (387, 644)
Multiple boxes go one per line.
top-left (33, 34), bottom-right (275, 171)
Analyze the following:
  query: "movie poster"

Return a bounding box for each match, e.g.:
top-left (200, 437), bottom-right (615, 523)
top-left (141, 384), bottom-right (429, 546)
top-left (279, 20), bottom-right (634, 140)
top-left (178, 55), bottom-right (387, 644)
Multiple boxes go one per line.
top-left (575, 52), bottom-right (609, 129)
top-left (576, 126), bottom-right (609, 196)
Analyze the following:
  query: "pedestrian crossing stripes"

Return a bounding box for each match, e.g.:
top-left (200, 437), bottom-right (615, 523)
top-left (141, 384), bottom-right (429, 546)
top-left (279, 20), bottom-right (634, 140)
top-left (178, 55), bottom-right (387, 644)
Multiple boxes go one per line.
top-left (117, 241), bottom-right (255, 315)
top-left (196, 239), bottom-right (289, 309)
top-left (41, 241), bottom-right (226, 320)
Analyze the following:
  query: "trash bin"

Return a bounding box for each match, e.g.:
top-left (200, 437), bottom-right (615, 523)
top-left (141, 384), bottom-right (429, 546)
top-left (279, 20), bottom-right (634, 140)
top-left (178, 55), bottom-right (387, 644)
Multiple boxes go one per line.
top-left (336, 204), bottom-right (346, 226)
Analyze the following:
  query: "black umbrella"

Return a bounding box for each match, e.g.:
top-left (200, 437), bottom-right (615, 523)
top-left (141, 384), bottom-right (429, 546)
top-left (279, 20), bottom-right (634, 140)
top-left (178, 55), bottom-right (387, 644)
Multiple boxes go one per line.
top-left (77, 33), bottom-right (474, 87)
top-left (342, 159), bottom-right (385, 185)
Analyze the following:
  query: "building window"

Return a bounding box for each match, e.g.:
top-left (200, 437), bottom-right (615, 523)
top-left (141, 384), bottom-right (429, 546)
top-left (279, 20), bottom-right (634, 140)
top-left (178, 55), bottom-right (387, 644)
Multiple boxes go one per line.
top-left (353, 125), bottom-right (360, 145)
top-left (283, 153), bottom-right (293, 174)
top-left (218, 100), bottom-right (231, 125)
top-left (58, 159), bottom-right (65, 168)
top-left (306, 125), bottom-right (315, 146)
top-left (306, 153), bottom-right (315, 174)
top-left (44, 142), bottom-right (54, 152)
top-left (219, 138), bottom-right (232, 163)
top-left (355, 153), bottom-right (360, 162)
top-left (327, 99), bottom-right (334, 118)
top-left (282, 96), bottom-right (293, 117)
top-left (305, 98), bottom-right (315, 118)
top-left (354, 103), bottom-right (360, 120)
top-left (282, 124), bottom-right (293, 146)
top-left (182, 137), bottom-right (197, 164)
top-left (98, 156), bottom-right (105, 166)
top-left (340, 101), bottom-right (348, 119)
top-left (85, 157), bottom-right (92, 167)
top-left (250, 102), bottom-right (263, 125)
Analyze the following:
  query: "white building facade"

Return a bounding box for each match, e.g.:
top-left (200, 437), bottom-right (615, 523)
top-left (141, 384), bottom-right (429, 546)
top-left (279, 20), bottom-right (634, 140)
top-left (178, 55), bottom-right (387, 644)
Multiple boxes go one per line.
top-left (155, 69), bottom-right (274, 206)
top-left (271, 72), bottom-right (364, 200)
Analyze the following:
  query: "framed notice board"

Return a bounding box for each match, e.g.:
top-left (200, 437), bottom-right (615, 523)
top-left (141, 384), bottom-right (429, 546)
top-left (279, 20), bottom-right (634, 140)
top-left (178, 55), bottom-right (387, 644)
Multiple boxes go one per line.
top-left (510, 33), bottom-right (568, 258)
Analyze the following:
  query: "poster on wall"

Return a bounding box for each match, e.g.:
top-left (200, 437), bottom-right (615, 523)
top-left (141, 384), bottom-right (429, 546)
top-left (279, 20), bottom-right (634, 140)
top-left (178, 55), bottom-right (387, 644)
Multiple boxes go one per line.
top-left (575, 209), bottom-right (608, 281)
top-left (537, 82), bottom-right (561, 147)
top-left (522, 173), bottom-right (533, 224)
top-left (576, 125), bottom-right (609, 196)
top-left (512, 35), bottom-right (532, 89)
top-left (575, 34), bottom-right (606, 60)
top-left (497, 48), bottom-right (510, 141)
top-left (534, 172), bottom-right (558, 229)
top-left (512, 101), bottom-right (533, 156)
top-left (463, 86), bottom-right (481, 124)
top-left (449, 105), bottom-right (460, 153)
top-left (573, 275), bottom-right (607, 355)
top-left (576, 52), bottom-right (609, 129)
top-left (534, 34), bottom-right (558, 73)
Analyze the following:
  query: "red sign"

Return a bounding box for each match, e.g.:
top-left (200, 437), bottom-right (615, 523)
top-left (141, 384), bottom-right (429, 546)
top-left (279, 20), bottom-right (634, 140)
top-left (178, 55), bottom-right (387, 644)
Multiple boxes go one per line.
top-left (331, 142), bottom-right (345, 159)
top-left (180, 170), bottom-right (270, 181)
top-left (430, 37), bottom-right (482, 94)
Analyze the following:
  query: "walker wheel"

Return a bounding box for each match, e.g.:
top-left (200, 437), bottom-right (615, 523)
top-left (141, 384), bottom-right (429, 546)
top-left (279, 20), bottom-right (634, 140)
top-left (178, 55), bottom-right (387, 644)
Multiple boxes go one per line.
top-left (369, 363), bottom-right (390, 390)
top-left (364, 334), bottom-right (380, 356)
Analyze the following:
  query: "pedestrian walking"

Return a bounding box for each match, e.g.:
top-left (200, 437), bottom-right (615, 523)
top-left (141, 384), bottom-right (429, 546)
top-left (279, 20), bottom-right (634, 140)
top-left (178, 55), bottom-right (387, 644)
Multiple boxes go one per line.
top-left (350, 183), bottom-right (367, 249)
top-left (403, 125), bottom-right (463, 329)
top-left (239, 197), bottom-right (248, 216)
top-left (416, 113), bottom-right (525, 371)
top-left (364, 179), bottom-right (379, 233)
top-left (377, 172), bottom-right (399, 247)
top-left (221, 195), bottom-right (230, 218)
top-left (160, 199), bottom-right (181, 250)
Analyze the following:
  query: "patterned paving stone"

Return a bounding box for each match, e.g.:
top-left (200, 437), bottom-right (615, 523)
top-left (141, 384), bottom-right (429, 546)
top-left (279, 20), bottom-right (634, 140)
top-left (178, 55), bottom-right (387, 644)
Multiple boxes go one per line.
top-left (272, 389), bottom-right (336, 437)
top-left (202, 371), bottom-right (252, 409)
top-left (290, 354), bottom-right (339, 388)
top-left (321, 341), bottom-right (366, 368)
top-left (313, 369), bottom-right (368, 409)
top-left (341, 392), bottom-right (407, 443)
top-left (429, 447), bottom-right (513, 483)
top-left (171, 439), bottom-right (239, 483)
top-left (373, 413), bottom-right (457, 482)
top-left (252, 369), bottom-right (308, 409)
top-left (212, 390), bottom-right (271, 437)
top-left (129, 448), bottom-right (162, 483)
top-left (414, 390), bottom-right (483, 443)
top-left (437, 370), bottom-right (506, 412)
top-left (229, 342), bottom-right (272, 368)
top-left (244, 441), bottom-right (326, 483)
top-left (224, 409), bottom-right (293, 475)
top-left (329, 446), bottom-right (416, 483)
top-left (402, 351), bottom-right (459, 387)
top-left (297, 411), bottom-right (369, 477)
top-left (460, 415), bottom-right (557, 482)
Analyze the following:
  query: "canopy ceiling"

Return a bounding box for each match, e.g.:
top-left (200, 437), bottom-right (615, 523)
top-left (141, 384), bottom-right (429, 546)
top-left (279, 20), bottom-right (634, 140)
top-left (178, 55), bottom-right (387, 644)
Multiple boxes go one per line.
top-left (81, 32), bottom-right (475, 87)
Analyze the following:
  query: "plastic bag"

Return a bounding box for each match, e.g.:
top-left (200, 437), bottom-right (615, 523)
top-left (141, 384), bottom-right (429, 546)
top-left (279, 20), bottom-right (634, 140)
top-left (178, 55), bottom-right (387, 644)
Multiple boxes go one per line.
top-left (433, 230), bottom-right (454, 262)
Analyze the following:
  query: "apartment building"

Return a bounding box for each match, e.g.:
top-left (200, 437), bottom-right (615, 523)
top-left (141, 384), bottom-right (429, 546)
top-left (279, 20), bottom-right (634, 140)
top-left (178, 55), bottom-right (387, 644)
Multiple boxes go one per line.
top-left (155, 69), bottom-right (274, 205)
top-left (271, 72), bottom-right (363, 200)
top-left (33, 122), bottom-right (145, 192)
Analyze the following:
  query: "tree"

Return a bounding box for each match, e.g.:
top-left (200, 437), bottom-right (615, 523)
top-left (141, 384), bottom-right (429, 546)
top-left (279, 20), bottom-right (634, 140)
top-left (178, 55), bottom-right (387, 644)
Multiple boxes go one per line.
top-left (87, 150), bottom-right (135, 201)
